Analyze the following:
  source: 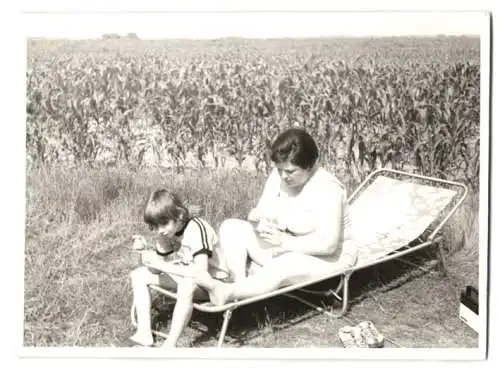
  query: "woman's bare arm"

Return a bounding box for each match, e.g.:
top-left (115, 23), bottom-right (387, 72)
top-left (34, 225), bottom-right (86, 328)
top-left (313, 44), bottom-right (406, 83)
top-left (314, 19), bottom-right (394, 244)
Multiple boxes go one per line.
top-left (248, 168), bottom-right (279, 221)
top-left (279, 183), bottom-right (344, 256)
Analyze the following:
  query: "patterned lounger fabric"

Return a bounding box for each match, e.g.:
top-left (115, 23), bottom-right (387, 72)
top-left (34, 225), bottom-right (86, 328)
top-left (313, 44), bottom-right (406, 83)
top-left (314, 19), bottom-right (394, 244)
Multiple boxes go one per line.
top-left (345, 176), bottom-right (456, 267)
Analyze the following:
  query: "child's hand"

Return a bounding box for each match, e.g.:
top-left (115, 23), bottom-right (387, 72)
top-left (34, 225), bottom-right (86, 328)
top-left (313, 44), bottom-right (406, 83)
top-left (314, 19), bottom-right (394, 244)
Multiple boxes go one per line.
top-left (140, 250), bottom-right (159, 266)
top-left (132, 235), bottom-right (148, 251)
top-left (179, 250), bottom-right (193, 265)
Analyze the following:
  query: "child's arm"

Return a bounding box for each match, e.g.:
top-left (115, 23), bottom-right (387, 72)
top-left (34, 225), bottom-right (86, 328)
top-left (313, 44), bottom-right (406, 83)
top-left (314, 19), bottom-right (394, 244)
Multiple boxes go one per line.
top-left (142, 237), bottom-right (210, 277)
top-left (190, 251), bottom-right (209, 272)
top-left (145, 218), bottom-right (213, 277)
top-left (131, 235), bottom-right (174, 255)
top-left (141, 251), bottom-right (197, 277)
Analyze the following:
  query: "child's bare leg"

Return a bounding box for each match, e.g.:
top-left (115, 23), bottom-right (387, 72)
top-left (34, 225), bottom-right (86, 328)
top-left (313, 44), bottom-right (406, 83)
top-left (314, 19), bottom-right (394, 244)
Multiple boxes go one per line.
top-left (129, 266), bottom-right (176, 346)
top-left (129, 267), bottom-right (157, 345)
top-left (160, 277), bottom-right (199, 348)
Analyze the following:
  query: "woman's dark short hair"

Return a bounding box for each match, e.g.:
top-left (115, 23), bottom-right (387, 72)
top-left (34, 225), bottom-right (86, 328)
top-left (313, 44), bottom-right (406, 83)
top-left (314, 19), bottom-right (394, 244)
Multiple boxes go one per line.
top-left (270, 128), bottom-right (319, 169)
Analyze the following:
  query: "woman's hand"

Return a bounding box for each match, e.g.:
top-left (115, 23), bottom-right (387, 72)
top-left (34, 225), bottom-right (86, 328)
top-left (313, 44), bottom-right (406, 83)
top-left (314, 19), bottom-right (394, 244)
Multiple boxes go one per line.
top-left (247, 208), bottom-right (260, 222)
top-left (257, 221), bottom-right (285, 247)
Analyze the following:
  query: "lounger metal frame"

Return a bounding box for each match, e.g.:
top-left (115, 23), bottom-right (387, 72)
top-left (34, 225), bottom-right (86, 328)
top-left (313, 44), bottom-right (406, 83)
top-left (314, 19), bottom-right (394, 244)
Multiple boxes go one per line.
top-left (130, 168), bottom-right (468, 347)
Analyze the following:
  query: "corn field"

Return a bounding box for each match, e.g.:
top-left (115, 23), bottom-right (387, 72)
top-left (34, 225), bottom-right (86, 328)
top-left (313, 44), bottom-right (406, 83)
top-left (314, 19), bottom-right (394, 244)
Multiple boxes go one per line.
top-left (26, 37), bottom-right (481, 190)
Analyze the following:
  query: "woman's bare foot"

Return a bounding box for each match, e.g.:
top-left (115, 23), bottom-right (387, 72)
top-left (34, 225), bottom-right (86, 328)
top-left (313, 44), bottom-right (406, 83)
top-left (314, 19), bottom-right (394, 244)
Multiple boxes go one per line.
top-left (194, 271), bottom-right (233, 306)
top-left (129, 332), bottom-right (154, 347)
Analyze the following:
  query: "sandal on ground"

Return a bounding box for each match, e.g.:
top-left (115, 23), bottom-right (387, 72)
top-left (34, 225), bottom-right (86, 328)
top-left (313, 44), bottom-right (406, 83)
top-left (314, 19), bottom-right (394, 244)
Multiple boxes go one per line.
top-left (358, 321), bottom-right (385, 348)
top-left (338, 325), bottom-right (368, 348)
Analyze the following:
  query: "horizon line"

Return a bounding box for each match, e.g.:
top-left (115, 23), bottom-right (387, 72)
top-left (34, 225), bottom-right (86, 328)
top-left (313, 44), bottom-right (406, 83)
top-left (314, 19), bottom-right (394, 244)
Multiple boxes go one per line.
top-left (26, 34), bottom-right (481, 40)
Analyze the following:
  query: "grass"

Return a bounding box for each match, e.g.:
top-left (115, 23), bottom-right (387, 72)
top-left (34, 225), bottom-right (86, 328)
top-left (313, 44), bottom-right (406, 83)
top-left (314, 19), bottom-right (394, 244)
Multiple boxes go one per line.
top-left (23, 164), bottom-right (479, 348)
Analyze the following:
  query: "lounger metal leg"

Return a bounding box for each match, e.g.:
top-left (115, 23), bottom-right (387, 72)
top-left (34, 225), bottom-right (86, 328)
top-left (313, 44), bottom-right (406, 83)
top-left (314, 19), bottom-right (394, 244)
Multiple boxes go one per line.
top-left (217, 309), bottom-right (233, 348)
top-left (330, 273), bottom-right (351, 318)
top-left (436, 240), bottom-right (448, 276)
top-left (284, 273), bottom-right (352, 319)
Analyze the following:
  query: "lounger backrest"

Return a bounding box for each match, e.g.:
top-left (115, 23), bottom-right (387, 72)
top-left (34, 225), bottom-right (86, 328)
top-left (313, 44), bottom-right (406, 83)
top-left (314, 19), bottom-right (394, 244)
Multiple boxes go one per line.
top-left (344, 169), bottom-right (468, 266)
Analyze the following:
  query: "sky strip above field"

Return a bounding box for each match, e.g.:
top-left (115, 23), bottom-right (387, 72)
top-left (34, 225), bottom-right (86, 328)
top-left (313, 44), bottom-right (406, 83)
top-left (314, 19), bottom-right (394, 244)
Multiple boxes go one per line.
top-left (23, 11), bottom-right (487, 39)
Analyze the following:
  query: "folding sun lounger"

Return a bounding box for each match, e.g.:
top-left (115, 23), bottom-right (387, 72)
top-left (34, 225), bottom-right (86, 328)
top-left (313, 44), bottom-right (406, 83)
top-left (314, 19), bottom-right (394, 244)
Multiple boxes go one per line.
top-left (131, 168), bottom-right (468, 347)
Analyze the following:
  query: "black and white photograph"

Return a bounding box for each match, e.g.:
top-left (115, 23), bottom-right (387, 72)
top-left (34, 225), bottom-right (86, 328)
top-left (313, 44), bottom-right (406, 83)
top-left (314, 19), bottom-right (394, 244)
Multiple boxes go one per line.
top-left (14, 1), bottom-right (493, 362)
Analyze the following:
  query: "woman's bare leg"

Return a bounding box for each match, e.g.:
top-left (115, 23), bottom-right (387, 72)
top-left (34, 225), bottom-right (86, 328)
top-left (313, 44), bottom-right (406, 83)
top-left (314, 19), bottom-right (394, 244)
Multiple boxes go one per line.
top-left (218, 219), bottom-right (271, 282)
top-left (195, 253), bottom-right (332, 305)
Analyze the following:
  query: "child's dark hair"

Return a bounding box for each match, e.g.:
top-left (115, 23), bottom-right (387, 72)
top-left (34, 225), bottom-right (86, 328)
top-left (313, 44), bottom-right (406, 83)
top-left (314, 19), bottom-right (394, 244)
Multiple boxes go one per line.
top-left (143, 189), bottom-right (189, 229)
top-left (270, 128), bottom-right (319, 170)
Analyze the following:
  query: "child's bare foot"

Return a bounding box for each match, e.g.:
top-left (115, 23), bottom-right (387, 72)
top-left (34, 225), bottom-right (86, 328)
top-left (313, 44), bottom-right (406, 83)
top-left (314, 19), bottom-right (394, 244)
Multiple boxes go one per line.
top-left (194, 271), bottom-right (233, 306)
top-left (129, 332), bottom-right (154, 347)
top-left (159, 341), bottom-right (176, 349)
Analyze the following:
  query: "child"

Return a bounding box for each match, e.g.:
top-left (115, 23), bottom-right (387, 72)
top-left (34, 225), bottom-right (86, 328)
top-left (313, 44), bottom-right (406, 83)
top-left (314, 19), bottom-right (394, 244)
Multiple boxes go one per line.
top-left (128, 189), bottom-right (226, 348)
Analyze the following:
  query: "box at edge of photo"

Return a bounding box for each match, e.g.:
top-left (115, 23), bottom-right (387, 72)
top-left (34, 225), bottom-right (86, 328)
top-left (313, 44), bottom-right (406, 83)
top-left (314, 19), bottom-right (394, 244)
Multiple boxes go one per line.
top-left (459, 286), bottom-right (479, 333)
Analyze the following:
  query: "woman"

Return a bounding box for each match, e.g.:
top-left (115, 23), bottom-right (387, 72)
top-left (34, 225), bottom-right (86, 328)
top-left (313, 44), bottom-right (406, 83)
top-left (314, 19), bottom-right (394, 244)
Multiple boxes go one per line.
top-left (194, 128), bottom-right (358, 306)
